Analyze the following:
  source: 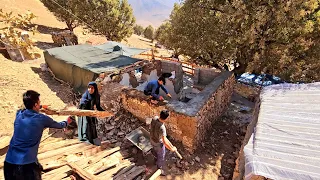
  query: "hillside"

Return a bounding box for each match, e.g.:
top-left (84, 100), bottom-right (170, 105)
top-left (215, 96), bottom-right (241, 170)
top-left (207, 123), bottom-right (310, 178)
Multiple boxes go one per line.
top-left (128, 0), bottom-right (179, 27)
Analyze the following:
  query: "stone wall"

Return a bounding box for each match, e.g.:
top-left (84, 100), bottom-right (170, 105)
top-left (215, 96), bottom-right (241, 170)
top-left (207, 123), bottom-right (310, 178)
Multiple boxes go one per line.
top-left (161, 60), bottom-right (184, 93)
top-left (233, 98), bottom-right (261, 180)
top-left (121, 72), bottom-right (235, 152)
top-left (194, 67), bottom-right (221, 85)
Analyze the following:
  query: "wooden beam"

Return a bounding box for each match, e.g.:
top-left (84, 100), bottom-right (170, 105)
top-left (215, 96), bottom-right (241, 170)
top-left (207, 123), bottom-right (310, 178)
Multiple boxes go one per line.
top-left (97, 160), bottom-right (132, 179)
top-left (75, 147), bottom-right (120, 169)
top-left (38, 143), bottom-right (93, 160)
top-left (148, 169), bottom-right (162, 180)
top-left (85, 152), bottom-right (122, 175)
top-left (40, 145), bottom-right (97, 170)
top-left (38, 139), bottom-right (80, 154)
top-left (0, 136), bottom-right (11, 150)
top-left (68, 162), bottom-right (98, 180)
top-left (40, 108), bottom-right (114, 118)
top-left (112, 164), bottom-right (135, 179)
top-left (113, 166), bottom-right (145, 180)
top-left (39, 138), bottom-right (64, 148)
top-left (42, 165), bottom-right (72, 180)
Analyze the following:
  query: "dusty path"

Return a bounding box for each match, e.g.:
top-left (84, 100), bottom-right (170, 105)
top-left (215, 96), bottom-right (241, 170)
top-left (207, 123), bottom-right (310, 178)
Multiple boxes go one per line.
top-left (0, 55), bottom-right (74, 133)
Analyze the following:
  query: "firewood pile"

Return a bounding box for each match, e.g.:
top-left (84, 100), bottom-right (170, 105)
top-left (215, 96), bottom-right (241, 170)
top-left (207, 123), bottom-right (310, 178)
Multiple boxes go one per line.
top-left (0, 137), bottom-right (147, 180)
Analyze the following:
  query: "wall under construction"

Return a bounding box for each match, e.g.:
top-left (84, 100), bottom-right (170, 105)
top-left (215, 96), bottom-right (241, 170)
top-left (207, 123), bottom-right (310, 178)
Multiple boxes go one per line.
top-left (121, 72), bottom-right (235, 152)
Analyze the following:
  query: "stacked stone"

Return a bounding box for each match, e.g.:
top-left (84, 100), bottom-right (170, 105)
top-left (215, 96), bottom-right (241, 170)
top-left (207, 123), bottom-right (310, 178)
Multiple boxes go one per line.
top-left (195, 75), bottom-right (235, 148)
top-left (96, 109), bottom-right (144, 147)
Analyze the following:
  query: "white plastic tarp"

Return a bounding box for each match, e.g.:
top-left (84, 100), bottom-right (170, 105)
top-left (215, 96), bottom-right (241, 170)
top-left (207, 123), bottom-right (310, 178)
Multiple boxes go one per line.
top-left (244, 82), bottom-right (320, 180)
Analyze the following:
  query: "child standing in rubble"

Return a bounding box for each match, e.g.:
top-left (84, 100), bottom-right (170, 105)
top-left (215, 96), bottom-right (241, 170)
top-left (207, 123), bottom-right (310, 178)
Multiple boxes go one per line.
top-left (150, 110), bottom-right (178, 175)
top-left (78, 82), bottom-right (105, 145)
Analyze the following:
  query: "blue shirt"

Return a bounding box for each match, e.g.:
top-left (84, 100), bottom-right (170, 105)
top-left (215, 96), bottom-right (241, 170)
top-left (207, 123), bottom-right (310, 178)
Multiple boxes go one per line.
top-left (144, 80), bottom-right (169, 99)
top-left (5, 109), bottom-right (67, 165)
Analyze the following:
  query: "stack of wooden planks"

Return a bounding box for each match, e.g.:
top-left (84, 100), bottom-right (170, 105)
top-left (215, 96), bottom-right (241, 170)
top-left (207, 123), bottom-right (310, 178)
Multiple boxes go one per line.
top-left (0, 137), bottom-right (146, 180)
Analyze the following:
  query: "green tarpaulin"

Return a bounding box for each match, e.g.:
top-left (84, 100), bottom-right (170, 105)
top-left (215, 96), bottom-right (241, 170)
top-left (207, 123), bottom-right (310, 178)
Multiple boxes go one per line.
top-left (44, 43), bottom-right (148, 91)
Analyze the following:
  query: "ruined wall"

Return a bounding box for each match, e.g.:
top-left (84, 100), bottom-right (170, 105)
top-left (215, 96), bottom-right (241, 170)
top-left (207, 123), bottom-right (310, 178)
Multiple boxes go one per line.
top-left (194, 67), bottom-right (221, 85)
top-left (121, 89), bottom-right (198, 151)
top-left (161, 60), bottom-right (184, 93)
top-left (194, 73), bottom-right (235, 147)
top-left (122, 72), bottom-right (235, 152)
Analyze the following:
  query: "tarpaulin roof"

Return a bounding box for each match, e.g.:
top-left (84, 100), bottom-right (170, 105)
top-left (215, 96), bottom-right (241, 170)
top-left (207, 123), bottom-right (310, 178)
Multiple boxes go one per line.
top-left (244, 82), bottom-right (320, 180)
top-left (94, 41), bottom-right (150, 57)
top-left (45, 44), bottom-right (144, 74)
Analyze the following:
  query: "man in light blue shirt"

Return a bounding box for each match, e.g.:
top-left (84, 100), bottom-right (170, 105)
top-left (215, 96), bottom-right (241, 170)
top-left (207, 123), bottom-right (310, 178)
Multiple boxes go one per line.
top-left (4, 90), bottom-right (68, 180)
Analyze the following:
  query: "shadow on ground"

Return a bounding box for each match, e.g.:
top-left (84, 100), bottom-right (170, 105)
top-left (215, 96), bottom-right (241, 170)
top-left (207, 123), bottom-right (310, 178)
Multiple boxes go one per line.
top-left (30, 67), bottom-right (78, 106)
top-left (36, 41), bottom-right (57, 50)
top-left (22, 24), bottom-right (66, 35)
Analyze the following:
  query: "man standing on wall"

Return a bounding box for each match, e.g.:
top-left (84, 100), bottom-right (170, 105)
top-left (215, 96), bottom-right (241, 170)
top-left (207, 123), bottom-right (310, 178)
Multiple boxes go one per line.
top-left (150, 110), bottom-right (177, 175)
top-left (4, 90), bottom-right (72, 180)
top-left (144, 77), bottom-right (172, 104)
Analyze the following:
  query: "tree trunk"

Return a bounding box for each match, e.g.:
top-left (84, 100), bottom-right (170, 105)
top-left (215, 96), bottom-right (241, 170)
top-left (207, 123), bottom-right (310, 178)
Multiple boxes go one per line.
top-left (66, 22), bottom-right (75, 31)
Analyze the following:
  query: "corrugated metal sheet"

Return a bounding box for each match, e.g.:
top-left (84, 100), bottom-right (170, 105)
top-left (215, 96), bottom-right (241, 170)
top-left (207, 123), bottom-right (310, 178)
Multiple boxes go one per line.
top-left (244, 83), bottom-right (320, 180)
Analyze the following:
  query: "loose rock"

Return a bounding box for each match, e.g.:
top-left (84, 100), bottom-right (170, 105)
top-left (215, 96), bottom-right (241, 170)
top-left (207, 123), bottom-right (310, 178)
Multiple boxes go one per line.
top-left (195, 156), bottom-right (200, 163)
top-left (227, 159), bottom-right (234, 164)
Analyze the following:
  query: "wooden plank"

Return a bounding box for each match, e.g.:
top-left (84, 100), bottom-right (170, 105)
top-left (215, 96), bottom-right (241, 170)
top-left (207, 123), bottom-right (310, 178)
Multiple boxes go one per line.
top-left (68, 162), bottom-right (98, 180)
top-left (40, 145), bottom-right (96, 170)
top-left (39, 138), bottom-right (63, 147)
top-left (97, 160), bottom-right (132, 179)
top-left (42, 165), bottom-right (72, 180)
top-left (39, 139), bottom-right (80, 154)
top-left (149, 169), bottom-right (161, 180)
top-left (38, 143), bottom-right (92, 160)
top-left (40, 108), bottom-right (114, 118)
top-left (0, 136), bottom-right (11, 149)
top-left (75, 147), bottom-right (120, 169)
top-left (112, 164), bottom-right (135, 179)
top-left (85, 152), bottom-right (122, 175)
top-left (114, 166), bottom-right (145, 180)
top-left (0, 168), bottom-right (4, 180)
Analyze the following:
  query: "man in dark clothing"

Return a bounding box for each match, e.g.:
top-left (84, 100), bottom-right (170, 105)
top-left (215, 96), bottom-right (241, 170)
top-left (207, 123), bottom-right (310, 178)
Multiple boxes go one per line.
top-left (144, 77), bottom-right (172, 103)
top-left (150, 110), bottom-right (177, 175)
top-left (4, 90), bottom-right (69, 180)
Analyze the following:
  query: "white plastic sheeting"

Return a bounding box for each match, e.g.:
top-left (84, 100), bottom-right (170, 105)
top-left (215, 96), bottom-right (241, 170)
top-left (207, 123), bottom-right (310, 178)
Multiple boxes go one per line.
top-left (244, 82), bottom-right (320, 180)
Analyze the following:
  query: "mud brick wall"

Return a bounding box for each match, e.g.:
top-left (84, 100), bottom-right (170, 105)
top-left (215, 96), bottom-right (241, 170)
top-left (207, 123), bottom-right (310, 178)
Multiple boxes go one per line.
top-left (194, 67), bottom-right (221, 85)
top-left (121, 72), bottom-right (235, 152)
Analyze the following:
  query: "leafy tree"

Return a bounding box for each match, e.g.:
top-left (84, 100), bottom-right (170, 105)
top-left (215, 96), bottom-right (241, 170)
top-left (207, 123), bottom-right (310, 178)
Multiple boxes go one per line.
top-left (0, 9), bottom-right (41, 59)
top-left (144, 25), bottom-right (154, 40)
top-left (78, 0), bottom-right (135, 41)
top-left (161, 0), bottom-right (320, 82)
top-left (40, 0), bottom-right (135, 41)
top-left (40, 0), bottom-right (78, 31)
top-left (134, 24), bottom-right (144, 35)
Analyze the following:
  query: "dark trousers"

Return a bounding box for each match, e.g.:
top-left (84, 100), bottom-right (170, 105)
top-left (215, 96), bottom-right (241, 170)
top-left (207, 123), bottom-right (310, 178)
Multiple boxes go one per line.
top-left (4, 161), bottom-right (42, 180)
top-left (152, 143), bottom-right (166, 169)
top-left (144, 89), bottom-right (159, 100)
top-left (78, 116), bottom-right (98, 144)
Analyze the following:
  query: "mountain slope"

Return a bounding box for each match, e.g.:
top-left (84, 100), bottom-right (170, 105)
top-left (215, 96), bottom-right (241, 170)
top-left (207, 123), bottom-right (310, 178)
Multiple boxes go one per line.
top-left (128, 0), bottom-right (179, 27)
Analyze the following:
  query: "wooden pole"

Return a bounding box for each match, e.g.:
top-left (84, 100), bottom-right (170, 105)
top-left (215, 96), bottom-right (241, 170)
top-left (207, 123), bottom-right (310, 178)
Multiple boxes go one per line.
top-left (40, 108), bottom-right (114, 118)
top-left (148, 169), bottom-right (161, 180)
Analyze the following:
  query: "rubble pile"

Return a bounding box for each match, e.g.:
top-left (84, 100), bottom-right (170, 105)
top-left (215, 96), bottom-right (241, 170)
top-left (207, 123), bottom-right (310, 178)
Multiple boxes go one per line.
top-left (97, 109), bottom-right (145, 147)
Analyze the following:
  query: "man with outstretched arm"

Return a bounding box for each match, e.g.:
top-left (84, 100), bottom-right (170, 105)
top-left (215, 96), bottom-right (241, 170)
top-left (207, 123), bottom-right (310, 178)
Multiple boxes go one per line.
top-left (4, 90), bottom-right (73, 180)
top-left (144, 77), bottom-right (172, 104)
top-left (150, 110), bottom-right (177, 175)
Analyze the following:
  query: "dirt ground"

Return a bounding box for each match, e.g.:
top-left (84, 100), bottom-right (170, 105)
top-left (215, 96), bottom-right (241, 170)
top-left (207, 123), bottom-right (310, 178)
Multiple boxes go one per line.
top-left (0, 0), bottom-right (255, 179)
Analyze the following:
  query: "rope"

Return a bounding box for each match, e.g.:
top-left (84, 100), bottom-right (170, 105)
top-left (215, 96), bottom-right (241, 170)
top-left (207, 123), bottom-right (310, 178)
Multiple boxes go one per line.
top-left (47, 0), bottom-right (98, 33)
